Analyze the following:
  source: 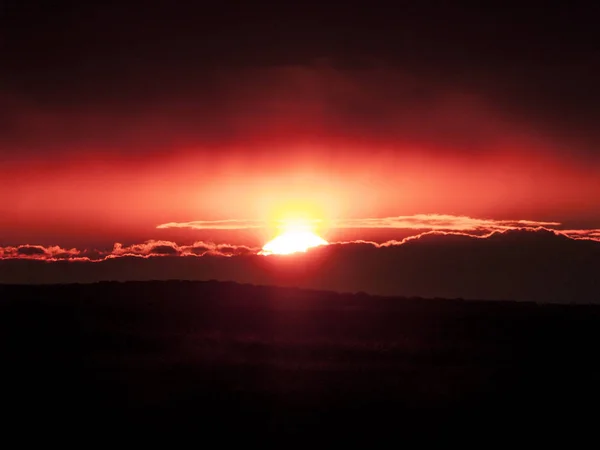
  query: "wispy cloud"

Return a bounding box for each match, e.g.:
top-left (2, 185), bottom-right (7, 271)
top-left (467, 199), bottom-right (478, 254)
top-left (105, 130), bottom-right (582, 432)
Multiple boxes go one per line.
top-left (156, 214), bottom-right (561, 232)
top-left (332, 214), bottom-right (561, 231)
top-left (155, 214), bottom-right (600, 241)
top-left (156, 219), bottom-right (264, 230)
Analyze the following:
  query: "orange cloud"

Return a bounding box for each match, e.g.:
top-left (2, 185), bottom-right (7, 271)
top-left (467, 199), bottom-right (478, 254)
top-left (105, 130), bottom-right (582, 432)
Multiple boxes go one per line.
top-left (332, 215), bottom-right (562, 231)
top-left (110, 240), bottom-right (259, 258)
top-left (556, 229), bottom-right (600, 241)
top-left (157, 214), bottom-right (561, 232)
top-left (0, 240), bottom-right (259, 262)
top-left (340, 227), bottom-right (600, 248)
top-left (156, 214), bottom-right (600, 243)
top-left (156, 219), bottom-right (264, 230)
top-left (0, 245), bottom-right (82, 261)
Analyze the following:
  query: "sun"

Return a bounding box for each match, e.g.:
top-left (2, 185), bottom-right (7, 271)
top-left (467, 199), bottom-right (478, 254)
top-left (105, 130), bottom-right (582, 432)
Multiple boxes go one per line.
top-left (261, 230), bottom-right (328, 255)
top-left (260, 220), bottom-right (328, 255)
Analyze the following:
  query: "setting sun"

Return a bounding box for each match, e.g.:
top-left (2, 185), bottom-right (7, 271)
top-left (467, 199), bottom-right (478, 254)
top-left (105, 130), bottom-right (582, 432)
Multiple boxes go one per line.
top-left (261, 230), bottom-right (328, 255)
top-left (261, 219), bottom-right (329, 256)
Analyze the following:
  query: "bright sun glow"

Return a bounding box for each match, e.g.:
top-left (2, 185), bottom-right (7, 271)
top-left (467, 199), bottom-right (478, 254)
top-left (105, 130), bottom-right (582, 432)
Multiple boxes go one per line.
top-left (261, 230), bottom-right (328, 255)
top-left (261, 219), bottom-right (328, 255)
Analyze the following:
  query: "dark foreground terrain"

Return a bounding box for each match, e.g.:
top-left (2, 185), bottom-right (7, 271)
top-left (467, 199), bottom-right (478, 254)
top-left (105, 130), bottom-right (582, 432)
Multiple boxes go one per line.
top-left (2, 280), bottom-right (600, 442)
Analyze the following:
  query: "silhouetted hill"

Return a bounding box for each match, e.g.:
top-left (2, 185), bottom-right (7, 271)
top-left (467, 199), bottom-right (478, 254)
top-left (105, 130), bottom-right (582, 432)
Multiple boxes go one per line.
top-left (1, 280), bottom-right (599, 442)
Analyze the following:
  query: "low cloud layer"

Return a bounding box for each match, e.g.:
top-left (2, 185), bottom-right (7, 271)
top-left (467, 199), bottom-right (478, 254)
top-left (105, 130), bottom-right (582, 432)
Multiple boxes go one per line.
top-left (2, 228), bottom-right (600, 304)
top-left (0, 241), bottom-right (257, 262)
top-left (0, 245), bottom-right (82, 261)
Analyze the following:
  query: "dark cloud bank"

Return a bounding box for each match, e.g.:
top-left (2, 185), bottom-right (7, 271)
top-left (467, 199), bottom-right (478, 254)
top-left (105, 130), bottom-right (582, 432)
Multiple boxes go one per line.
top-left (2, 229), bottom-right (599, 304)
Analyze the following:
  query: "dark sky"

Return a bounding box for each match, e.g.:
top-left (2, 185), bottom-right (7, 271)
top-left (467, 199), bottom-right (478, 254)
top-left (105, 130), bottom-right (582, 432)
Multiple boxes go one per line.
top-left (3, 2), bottom-right (599, 152)
top-left (2, 3), bottom-right (598, 118)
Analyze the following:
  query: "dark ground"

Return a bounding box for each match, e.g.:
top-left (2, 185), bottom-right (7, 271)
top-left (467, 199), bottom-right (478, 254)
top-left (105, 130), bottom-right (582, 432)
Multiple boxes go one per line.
top-left (1, 280), bottom-right (599, 443)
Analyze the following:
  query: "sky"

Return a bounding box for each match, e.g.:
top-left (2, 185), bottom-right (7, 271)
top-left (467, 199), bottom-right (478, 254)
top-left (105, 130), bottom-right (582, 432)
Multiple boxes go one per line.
top-left (1, 2), bottom-right (600, 301)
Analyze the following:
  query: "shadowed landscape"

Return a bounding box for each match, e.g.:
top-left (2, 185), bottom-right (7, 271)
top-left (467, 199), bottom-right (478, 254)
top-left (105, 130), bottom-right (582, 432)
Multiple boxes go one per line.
top-left (2, 280), bottom-right (599, 440)
top-left (3, 2), bottom-right (600, 444)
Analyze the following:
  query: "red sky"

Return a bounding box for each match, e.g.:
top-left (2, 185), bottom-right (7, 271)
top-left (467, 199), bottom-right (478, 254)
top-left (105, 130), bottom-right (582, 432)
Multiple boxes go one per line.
top-left (3, 97), bottom-right (599, 250)
top-left (2, 3), bottom-right (599, 255)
